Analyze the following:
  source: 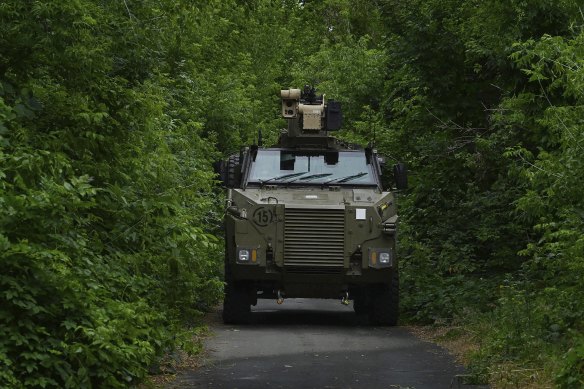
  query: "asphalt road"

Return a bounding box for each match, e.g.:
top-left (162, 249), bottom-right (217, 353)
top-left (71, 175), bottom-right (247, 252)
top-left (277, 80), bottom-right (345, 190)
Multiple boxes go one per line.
top-left (170, 299), bottom-right (487, 389)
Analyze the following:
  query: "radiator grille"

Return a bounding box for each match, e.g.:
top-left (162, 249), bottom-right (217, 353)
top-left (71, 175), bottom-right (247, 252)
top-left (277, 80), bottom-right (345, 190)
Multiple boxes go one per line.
top-left (284, 208), bottom-right (345, 269)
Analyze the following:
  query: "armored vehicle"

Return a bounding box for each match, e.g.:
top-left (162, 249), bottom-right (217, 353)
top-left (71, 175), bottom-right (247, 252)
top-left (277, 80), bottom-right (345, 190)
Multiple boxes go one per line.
top-left (217, 86), bottom-right (407, 325)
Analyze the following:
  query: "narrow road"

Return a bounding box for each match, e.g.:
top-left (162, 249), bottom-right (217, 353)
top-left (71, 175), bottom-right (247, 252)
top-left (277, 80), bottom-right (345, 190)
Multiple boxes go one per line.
top-left (170, 299), bottom-right (487, 389)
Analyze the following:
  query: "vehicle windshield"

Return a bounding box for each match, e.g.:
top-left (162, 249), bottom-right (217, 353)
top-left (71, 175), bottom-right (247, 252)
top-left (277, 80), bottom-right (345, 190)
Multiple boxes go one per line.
top-left (247, 149), bottom-right (377, 186)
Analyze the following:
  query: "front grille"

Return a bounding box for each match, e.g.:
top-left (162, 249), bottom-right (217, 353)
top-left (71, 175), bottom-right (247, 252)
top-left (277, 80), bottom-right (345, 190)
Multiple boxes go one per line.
top-left (284, 208), bottom-right (345, 269)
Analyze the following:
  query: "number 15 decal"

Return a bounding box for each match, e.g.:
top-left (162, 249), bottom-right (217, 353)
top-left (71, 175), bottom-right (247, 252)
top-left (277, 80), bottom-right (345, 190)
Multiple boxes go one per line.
top-left (253, 207), bottom-right (273, 227)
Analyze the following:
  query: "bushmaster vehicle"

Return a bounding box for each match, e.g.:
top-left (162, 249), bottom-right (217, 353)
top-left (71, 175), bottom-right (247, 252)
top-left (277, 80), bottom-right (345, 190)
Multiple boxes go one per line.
top-left (218, 86), bottom-right (407, 325)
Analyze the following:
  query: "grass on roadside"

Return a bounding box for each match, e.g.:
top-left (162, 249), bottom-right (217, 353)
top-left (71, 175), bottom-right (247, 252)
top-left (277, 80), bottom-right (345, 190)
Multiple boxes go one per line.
top-left (139, 325), bottom-right (211, 389)
top-left (408, 318), bottom-right (556, 389)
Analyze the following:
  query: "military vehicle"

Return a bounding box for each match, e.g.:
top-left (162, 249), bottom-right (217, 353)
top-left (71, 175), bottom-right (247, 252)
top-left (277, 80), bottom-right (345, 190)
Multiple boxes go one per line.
top-left (217, 86), bottom-right (407, 325)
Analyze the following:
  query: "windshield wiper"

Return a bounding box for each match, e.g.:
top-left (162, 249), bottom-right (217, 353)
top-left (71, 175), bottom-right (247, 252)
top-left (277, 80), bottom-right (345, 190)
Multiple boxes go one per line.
top-left (324, 172), bottom-right (368, 184)
top-left (260, 171), bottom-right (307, 184)
top-left (287, 173), bottom-right (333, 183)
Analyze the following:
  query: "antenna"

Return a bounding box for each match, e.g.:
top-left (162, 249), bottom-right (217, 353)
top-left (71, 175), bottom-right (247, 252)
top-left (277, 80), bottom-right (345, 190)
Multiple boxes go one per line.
top-left (258, 129), bottom-right (263, 147)
top-left (370, 109), bottom-right (376, 148)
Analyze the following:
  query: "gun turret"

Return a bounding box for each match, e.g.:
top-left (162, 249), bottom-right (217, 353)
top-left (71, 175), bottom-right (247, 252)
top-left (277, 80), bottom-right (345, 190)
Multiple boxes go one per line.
top-left (280, 86), bottom-right (342, 138)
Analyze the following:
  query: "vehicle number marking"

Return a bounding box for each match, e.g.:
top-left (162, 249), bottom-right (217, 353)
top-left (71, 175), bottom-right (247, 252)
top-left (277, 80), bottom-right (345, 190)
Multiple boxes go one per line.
top-left (253, 207), bottom-right (274, 227)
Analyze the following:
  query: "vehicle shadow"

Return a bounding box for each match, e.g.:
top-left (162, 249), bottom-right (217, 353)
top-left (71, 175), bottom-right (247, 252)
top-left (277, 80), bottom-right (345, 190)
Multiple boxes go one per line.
top-left (240, 299), bottom-right (371, 327)
top-left (249, 309), bottom-right (369, 327)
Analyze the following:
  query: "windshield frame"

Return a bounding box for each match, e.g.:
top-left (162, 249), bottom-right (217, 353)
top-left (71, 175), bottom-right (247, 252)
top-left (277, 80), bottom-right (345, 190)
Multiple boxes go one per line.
top-left (243, 148), bottom-right (381, 190)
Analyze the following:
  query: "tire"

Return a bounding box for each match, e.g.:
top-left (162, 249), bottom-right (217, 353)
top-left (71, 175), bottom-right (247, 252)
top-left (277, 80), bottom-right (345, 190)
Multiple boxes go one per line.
top-left (226, 154), bottom-right (240, 188)
top-left (368, 271), bottom-right (399, 326)
top-left (352, 288), bottom-right (369, 315)
top-left (353, 296), bottom-right (368, 315)
top-left (222, 282), bottom-right (251, 324)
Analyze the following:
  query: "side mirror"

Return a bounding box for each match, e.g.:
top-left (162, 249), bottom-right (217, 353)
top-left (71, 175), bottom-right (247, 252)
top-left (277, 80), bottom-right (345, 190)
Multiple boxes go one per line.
top-left (393, 163), bottom-right (408, 190)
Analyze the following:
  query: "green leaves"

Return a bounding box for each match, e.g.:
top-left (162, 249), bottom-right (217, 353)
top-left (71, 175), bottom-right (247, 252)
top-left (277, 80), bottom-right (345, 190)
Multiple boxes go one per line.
top-left (374, 0), bottom-right (584, 385)
top-left (1, 0), bottom-right (228, 387)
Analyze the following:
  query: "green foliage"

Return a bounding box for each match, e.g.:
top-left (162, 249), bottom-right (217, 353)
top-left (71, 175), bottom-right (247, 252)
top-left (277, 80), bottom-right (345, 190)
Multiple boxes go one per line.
top-left (0, 1), bottom-right (229, 386)
top-left (557, 333), bottom-right (584, 389)
top-left (374, 0), bottom-right (583, 385)
top-left (502, 27), bottom-right (584, 388)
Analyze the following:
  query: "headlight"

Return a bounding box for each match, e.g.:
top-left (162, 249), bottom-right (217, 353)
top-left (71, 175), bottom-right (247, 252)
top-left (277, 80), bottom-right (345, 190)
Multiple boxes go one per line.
top-left (236, 247), bottom-right (259, 265)
top-left (379, 252), bottom-right (390, 264)
top-left (238, 249), bottom-right (250, 262)
top-left (369, 248), bottom-right (393, 268)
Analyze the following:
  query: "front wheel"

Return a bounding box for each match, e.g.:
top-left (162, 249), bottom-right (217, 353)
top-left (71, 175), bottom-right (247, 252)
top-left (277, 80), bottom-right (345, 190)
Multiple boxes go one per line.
top-left (353, 290), bottom-right (369, 315)
top-left (222, 282), bottom-right (251, 324)
top-left (368, 271), bottom-right (399, 326)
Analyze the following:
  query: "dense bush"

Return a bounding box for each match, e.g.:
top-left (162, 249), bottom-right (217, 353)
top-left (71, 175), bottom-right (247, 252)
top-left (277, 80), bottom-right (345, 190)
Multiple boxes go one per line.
top-left (0, 1), bottom-right (244, 386)
top-left (374, 0), bottom-right (584, 386)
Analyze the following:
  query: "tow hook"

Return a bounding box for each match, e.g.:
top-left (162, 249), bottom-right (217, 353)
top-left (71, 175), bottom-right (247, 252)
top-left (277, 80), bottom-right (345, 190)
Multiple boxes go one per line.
top-left (341, 291), bottom-right (350, 305)
top-left (277, 289), bottom-right (285, 304)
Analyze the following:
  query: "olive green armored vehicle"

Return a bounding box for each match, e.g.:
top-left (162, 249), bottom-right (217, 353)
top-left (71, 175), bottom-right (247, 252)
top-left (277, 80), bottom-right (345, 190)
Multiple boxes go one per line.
top-left (217, 86), bottom-right (407, 325)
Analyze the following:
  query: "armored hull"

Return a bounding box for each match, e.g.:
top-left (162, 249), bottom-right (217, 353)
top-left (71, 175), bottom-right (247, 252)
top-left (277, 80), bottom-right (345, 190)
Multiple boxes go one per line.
top-left (226, 186), bottom-right (397, 299)
top-left (219, 87), bottom-right (406, 325)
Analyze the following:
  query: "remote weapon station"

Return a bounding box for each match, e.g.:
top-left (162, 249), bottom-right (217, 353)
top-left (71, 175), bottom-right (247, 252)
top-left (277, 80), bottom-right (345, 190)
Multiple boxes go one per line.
top-left (218, 86), bottom-right (407, 325)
